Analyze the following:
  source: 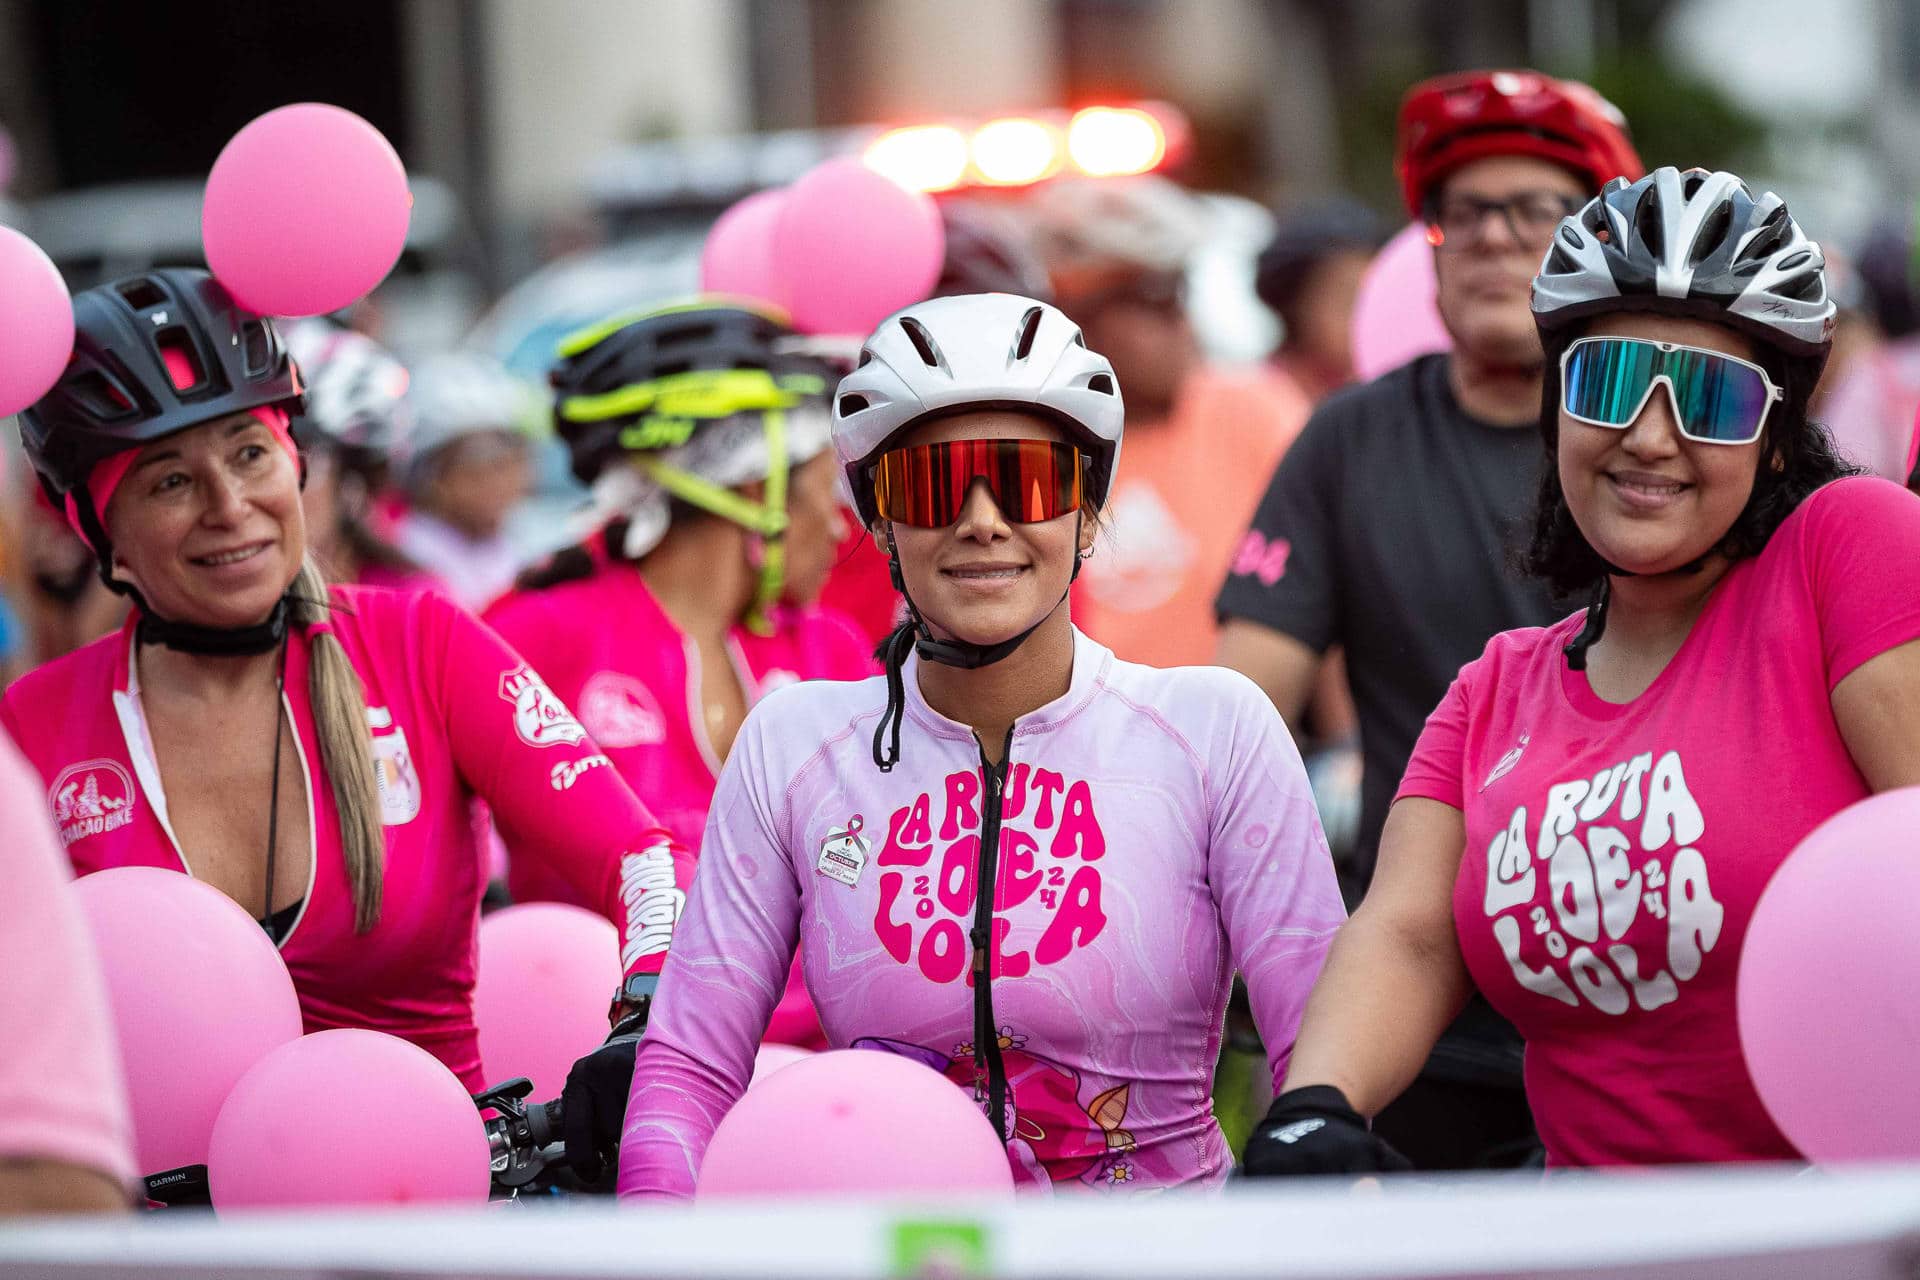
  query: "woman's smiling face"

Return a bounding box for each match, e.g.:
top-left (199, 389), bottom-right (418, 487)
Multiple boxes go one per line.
top-left (1557, 313), bottom-right (1770, 576)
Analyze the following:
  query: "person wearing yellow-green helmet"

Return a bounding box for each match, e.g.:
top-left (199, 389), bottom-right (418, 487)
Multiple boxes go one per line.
top-left (482, 300), bottom-right (874, 1158)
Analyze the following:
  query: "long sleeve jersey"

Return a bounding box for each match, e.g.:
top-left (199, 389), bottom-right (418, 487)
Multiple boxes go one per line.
top-left (619, 628), bottom-right (1344, 1197)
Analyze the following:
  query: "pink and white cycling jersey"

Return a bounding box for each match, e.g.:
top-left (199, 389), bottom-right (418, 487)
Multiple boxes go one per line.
top-left (486, 566), bottom-right (875, 1047)
top-left (618, 628), bottom-right (1345, 1198)
top-left (0, 585), bottom-right (692, 1093)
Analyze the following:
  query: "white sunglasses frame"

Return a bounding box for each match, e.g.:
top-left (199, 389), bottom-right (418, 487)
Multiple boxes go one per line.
top-left (1559, 335), bottom-right (1784, 446)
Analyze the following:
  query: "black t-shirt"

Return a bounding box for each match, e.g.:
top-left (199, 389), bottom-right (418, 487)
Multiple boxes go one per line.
top-left (1218, 354), bottom-right (1561, 1086)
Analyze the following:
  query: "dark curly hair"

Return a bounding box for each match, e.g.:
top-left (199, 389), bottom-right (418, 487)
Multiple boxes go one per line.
top-left (1524, 328), bottom-right (1858, 599)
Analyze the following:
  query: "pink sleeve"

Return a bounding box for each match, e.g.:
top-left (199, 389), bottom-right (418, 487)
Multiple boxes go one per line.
top-left (618, 705), bottom-right (802, 1200)
top-left (426, 595), bottom-right (694, 977)
top-left (1799, 478), bottom-right (1920, 686)
top-left (0, 726), bottom-right (138, 1192)
top-left (1205, 675), bottom-right (1348, 1093)
top-left (1395, 666), bottom-right (1474, 811)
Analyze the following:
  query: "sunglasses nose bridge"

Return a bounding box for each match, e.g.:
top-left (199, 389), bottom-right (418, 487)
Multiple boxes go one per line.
top-left (1618, 373), bottom-right (1687, 453)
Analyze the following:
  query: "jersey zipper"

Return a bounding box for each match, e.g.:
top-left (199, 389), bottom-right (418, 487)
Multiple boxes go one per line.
top-left (970, 726), bottom-right (1015, 1144)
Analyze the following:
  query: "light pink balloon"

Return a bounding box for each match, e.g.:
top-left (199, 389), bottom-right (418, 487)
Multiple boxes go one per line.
top-left (698, 1049), bottom-right (1012, 1200)
top-left (210, 1029), bottom-right (490, 1209)
top-left (474, 902), bottom-right (621, 1101)
top-left (700, 187), bottom-right (791, 308)
top-left (1350, 222), bottom-right (1451, 381)
top-left (1738, 788), bottom-right (1920, 1163)
top-left (749, 1042), bottom-right (813, 1086)
top-left (773, 158), bottom-right (945, 338)
top-left (202, 103), bottom-right (412, 317)
top-left (71, 867), bottom-right (303, 1176)
top-left (0, 226), bottom-right (74, 417)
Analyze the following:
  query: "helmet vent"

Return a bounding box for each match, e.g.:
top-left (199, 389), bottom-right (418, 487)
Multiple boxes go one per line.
top-left (116, 278), bottom-right (166, 311)
top-left (1086, 373), bottom-right (1115, 396)
top-left (1633, 189), bottom-right (1665, 260)
top-left (857, 349), bottom-right (875, 369)
top-left (68, 370), bottom-right (137, 420)
top-left (1012, 306), bottom-right (1043, 362)
top-left (156, 332), bottom-right (206, 391)
top-left (899, 316), bottom-right (945, 371)
top-left (837, 392), bottom-right (871, 415)
top-left (239, 321), bottom-right (272, 377)
top-left (1689, 202), bottom-right (1733, 267)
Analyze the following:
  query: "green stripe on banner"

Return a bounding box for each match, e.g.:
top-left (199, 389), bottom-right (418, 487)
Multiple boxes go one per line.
top-left (888, 1218), bottom-right (992, 1277)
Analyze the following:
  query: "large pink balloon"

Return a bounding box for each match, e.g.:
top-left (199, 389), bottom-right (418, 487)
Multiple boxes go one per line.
top-left (210, 1029), bottom-right (490, 1209)
top-left (1350, 222), bottom-right (1451, 381)
top-left (700, 187), bottom-right (790, 308)
top-left (773, 158), bottom-right (944, 337)
top-left (203, 103), bottom-right (411, 317)
top-left (698, 1049), bottom-right (1012, 1200)
top-left (72, 867), bottom-right (303, 1176)
top-left (0, 226), bottom-right (74, 417)
top-left (474, 903), bottom-right (621, 1101)
top-left (1738, 788), bottom-right (1920, 1162)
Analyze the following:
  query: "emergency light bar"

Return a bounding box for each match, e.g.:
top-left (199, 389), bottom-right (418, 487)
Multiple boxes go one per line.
top-left (863, 103), bottom-right (1187, 193)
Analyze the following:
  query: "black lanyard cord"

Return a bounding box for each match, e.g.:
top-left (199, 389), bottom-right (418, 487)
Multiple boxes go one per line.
top-left (261, 638), bottom-right (289, 939)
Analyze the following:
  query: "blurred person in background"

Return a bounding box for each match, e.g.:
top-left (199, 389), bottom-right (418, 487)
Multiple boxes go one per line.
top-left (1029, 176), bottom-right (1308, 669)
top-left (1216, 69), bottom-right (1644, 1171)
top-left (10, 484), bottom-right (125, 666)
top-left (282, 319), bottom-right (427, 592)
top-left (0, 726), bottom-right (134, 1215)
top-left (1816, 208), bottom-right (1920, 481)
top-left (818, 199), bottom-right (1058, 648)
top-left (487, 299), bottom-right (874, 1067)
top-left (1255, 198), bottom-right (1388, 408)
top-left (393, 351), bottom-right (545, 611)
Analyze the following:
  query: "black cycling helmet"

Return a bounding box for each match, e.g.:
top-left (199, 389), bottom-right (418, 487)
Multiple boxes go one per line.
top-left (1532, 167), bottom-right (1836, 378)
top-left (21, 268), bottom-right (304, 510)
top-left (548, 298), bottom-right (828, 485)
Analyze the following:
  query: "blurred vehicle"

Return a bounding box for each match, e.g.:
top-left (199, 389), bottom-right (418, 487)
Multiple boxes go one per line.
top-left (25, 176), bottom-right (484, 360)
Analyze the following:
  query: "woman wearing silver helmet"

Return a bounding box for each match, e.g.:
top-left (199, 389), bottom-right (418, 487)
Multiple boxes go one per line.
top-left (1244, 168), bottom-right (1920, 1174)
top-left (617, 293), bottom-right (1345, 1197)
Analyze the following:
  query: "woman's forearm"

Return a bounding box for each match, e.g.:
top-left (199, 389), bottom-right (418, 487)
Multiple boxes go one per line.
top-left (1280, 909), bottom-right (1473, 1118)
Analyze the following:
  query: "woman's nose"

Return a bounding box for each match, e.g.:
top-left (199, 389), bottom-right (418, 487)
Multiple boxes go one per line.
top-left (951, 479), bottom-right (1010, 539)
top-left (1619, 380), bottom-right (1685, 457)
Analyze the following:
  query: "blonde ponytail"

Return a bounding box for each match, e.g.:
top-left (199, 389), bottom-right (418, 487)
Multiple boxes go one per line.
top-left (290, 557), bottom-right (386, 931)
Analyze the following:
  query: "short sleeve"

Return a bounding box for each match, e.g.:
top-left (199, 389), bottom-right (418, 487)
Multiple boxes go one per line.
top-left (1395, 664), bottom-right (1474, 812)
top-left (1795, 477), bottom-right (1920, 686)
top-left (1213, 407), bottom-right (1343, 652)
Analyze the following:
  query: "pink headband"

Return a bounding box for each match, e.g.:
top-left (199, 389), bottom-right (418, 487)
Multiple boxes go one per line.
top-left (65, 346), bottom-right (298, 541)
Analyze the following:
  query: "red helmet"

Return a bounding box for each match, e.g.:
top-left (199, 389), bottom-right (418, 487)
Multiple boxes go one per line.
top-left (1395, 69), bottom-right (1644, 219)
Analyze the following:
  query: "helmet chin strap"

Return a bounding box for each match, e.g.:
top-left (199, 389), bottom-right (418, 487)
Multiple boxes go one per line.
top-left (869, 514), bottom-right (1086, 770)
top-left (1563, 554), bottom-right (1711, 671)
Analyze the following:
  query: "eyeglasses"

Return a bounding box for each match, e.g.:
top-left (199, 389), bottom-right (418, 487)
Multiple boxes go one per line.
top-left (870, 438), bottom-right (1086, 528)
top-left (1560, 336), bottom-right (1783, 445)
top-left (1427, 191), bottom-right (1582, 249)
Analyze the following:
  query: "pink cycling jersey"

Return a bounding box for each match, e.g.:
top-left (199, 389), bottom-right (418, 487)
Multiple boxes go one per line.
top-left (0, 585), bottom-right (692, 1093)
top-left (486, 565), bottom-right (875, 1047)
top-left (618, 628), bottom-right (1345, 1198)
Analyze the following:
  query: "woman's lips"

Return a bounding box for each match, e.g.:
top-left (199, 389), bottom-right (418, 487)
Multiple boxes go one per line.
top-left (189, 540), bottom-right (273, 569)
top-left (1605, 471), bottom-right (1691, 512)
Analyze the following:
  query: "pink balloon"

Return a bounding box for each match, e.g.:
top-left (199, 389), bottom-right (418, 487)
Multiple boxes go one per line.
top-left (1738, 787), bottom-right (1920, 1163)
top-left (698, 1049), bottom-right (1012, 1200)
top-left (749, 1042), bottom-right (813, 1086)
top-left (700, 188), bottom-right (790, 307)
top-left (474, 903), bottom-right (621, 1101)
top-left (71, 867), bottom-right (303, 1176)
top-left (0, 226), bottom-right (74, 417)
top-left (773, 158), bottom-right (945, 337)
top-left (1350, 222), bottom-right (1451, 381)
top-left (202, 103), bottom-right (411, 317)
top-left (210, 1029), bottom-right (490, 1209)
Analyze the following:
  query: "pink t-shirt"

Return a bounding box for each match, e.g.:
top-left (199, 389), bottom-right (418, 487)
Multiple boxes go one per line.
top-left (0, 728), bottom-right (137, 1192)
top-left (1398, 477), bottom-right (1920, 1166)
top-left (1, 586), bottom-right (692, 1092)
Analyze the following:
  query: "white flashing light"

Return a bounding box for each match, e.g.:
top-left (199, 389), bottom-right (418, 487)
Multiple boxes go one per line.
top-left (970, 117), bottom-right (1061, 186)
top-left (1067, 107), bottom-right (1167, 177)
top-left (862, 125), bottom-right (969, 193)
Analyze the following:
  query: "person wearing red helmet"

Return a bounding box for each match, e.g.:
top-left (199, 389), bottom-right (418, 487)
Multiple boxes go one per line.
top-left (1216, 69), bottom-right (1644, 1171)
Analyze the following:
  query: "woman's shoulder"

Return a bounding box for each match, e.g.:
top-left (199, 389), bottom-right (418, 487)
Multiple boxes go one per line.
top-left (1451, 612), bottom-right (1589, 696)
top-left (1762, 475), bottom-right (1918, 564)
top-left (4, 626), bottom-right (124, 710)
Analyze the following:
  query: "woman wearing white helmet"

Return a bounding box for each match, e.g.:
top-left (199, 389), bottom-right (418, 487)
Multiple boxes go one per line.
top-left (618, 293), bottom-right (1345, 1197)
top-left (392, 351), bottom-right (547, 609)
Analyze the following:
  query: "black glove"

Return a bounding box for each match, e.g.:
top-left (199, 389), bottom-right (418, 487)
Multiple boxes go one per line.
top-left (1240, 1085), bottom-right (1412, 1177)
top-left (560, 1033), bottom-right (640, 1185)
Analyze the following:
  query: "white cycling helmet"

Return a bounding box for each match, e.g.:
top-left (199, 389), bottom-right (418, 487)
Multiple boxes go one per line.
top-left (832, 292), bottom-right (1124, 526)
top-left (399, 351), bottom-right (548, 485)
top-left (283, 319), bottom-right (413, 458)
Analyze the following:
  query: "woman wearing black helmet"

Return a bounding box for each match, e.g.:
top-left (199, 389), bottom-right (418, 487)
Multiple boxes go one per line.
top-left (2, 269), bottom-right (690, 1188)
top-left (1243, 168), bottom-right (1920, 1173)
